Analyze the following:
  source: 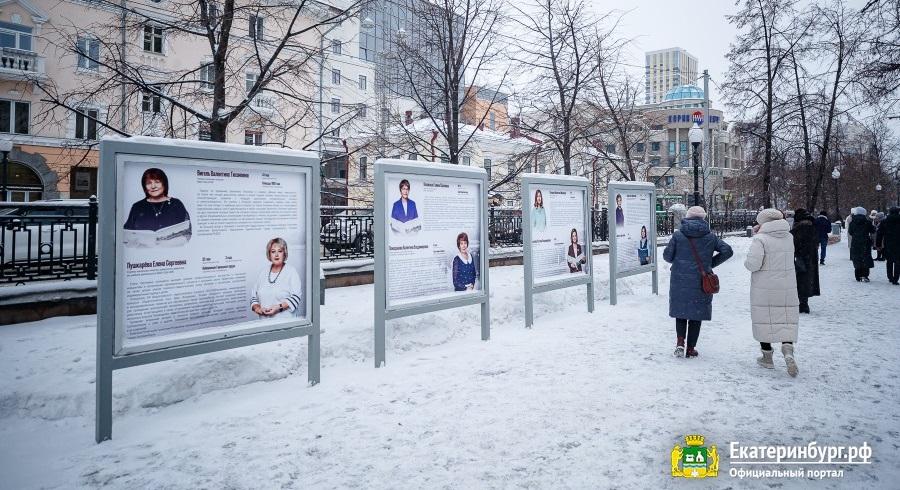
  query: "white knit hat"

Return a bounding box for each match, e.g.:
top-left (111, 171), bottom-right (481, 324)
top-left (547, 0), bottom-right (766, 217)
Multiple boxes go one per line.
top-left (756, 208), bottom-right (783, 224)
top-left (853, 207), bottom-right (867, 216)
top-left (685, 206), bottom-right (707, 219)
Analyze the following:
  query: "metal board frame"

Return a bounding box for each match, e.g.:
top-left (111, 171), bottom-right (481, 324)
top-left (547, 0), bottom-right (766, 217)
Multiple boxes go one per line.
top-left (96, 137), bottom-right (321, 443)
top-left (607, 181), bottom-right (658, 305)
top-left (374, 159), bottom-right (490, 368)
top-left (521, 174), bottom-right (594, 328)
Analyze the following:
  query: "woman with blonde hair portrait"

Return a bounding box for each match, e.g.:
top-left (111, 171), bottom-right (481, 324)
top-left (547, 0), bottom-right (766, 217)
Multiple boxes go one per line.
top-left (250, 237), bottom-right (303, 320)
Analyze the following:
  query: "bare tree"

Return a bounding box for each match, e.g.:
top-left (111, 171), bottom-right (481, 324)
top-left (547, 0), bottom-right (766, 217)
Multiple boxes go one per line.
top-left (510, 0), bottom-right (600, 175)
top-left (856, 0), bottom-right (900, 105)
top-left (387, 0), bottom-right (507, 165)
top-left (723, 0), bottom-right (807, 207)
top-left (587, 31), bottom-right (657, 181)
top-left (33, 0), bottom-right (364, 146)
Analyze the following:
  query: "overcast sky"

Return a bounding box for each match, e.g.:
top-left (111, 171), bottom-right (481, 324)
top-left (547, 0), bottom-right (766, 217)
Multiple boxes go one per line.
top-left (597, 0), bottom-right (741, 105)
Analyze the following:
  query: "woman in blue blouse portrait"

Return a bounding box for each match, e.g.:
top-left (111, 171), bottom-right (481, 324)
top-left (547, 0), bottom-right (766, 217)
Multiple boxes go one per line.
top-left (638, 225), bottom-right (651, 265)
top-left (390, 179), bottom-right (421, 234)
top-left (451, 232), bottom-right (478, 291)
top-left (532, 189), bottom-right (547, 232)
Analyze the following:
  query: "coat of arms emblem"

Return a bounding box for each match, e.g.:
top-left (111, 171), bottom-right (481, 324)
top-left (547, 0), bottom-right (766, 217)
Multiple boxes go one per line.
top-left (671, 434), bottom-right (719, 478)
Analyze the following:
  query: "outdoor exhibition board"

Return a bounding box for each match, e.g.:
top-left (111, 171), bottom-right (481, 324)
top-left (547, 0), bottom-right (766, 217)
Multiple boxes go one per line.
top-left (96, 136), bottom-right (320, 443)
top-left (521, 174), bottom-right (594, 327)
top-left (374, 159), bottom-right (490, 367)
top-left (608, 181), bottom-right (658, 305)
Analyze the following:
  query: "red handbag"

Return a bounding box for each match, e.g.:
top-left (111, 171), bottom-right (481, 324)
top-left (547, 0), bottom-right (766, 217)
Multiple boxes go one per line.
top-left (686, 237), bottom-right (720, 294)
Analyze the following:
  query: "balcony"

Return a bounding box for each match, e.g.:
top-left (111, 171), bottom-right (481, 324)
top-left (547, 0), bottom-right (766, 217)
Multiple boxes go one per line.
top-left (248, 94), bottom-right (276, 115)
top-left (0, 48), bottom-right (45, 81)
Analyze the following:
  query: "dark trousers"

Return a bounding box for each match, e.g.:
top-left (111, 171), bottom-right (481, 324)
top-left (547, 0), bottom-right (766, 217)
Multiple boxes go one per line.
top-left (819, 236), bottom-right (828, 262)
top-left (855, 267), bottom-right (870, 280)
top-left (887, 255), bottom-right (899, 283)
top-left (675, 318), bottom-right (702, 348)
top-left (760, 342), bottom-right (793, 350)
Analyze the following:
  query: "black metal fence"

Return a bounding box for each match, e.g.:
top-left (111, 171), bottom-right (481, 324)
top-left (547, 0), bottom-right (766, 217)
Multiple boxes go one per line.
top-left (0, 200), bottom-right (760, 284)
top-left (0, 198), bottom-right (97, 285)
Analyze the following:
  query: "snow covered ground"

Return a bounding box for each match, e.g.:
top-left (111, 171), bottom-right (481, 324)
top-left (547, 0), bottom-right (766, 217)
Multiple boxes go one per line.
top-left (1, 236), bottom-right (898, 489)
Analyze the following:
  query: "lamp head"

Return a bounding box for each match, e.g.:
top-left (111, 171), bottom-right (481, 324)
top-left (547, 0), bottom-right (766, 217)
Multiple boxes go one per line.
top-left (831, 169), bottom-right (840, 179)
top-left (876, 183), bottom-right (883, 191)
top-left (688, 123), bottom-right (703, 144)
top-left (0, 140), bottom-right (12, 153)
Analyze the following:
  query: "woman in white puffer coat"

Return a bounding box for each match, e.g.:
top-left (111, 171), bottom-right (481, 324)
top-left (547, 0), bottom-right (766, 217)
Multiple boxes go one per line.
top-left (744, 208), bottom-right (800, 377)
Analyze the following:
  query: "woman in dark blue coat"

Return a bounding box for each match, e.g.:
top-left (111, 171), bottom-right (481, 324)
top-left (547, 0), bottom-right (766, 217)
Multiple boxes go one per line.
top-left (663, 206), bottom-right (734, 358)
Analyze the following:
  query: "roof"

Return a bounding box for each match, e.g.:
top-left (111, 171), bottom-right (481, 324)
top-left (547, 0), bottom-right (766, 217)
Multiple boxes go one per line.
top-left (664, 85), bottom-right (705, 101)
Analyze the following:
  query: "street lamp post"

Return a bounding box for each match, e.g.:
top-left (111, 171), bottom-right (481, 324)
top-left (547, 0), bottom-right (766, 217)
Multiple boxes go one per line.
top-left (876, 183), bottom-right (883, 212)
top-left (688, 122), bottom-right (704, 207)
top-left (0, 140), bottom-right (12, 202)
top-left (831, 168), bottom-right (841, 219)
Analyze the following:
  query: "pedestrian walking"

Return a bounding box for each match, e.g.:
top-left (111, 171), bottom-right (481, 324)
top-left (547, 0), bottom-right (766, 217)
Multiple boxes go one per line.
top-left (848, 207), bottom-right (876, 282)
top-left (744, 208), bottom-right (800, 377)
top-left (791, 209), bottom-right (820, 314)
top-left (876, 207), bottom-right (900, 285)
top-left (663, 206), bottom-right (734, 358)
top-left (814, 210), bottom-right (831, 265)
top-left (875, 212), bottom-right (886, 261)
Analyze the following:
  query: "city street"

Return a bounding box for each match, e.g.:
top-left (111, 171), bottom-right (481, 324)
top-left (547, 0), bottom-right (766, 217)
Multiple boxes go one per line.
top-left (2, 236), bottom-right (898, 488)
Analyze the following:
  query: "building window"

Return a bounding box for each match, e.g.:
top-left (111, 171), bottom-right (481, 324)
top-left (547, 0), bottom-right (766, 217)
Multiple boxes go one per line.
top-left (331, 39), bottom-right (341, 55)
top-left (249, 15), bottom-right (264, 40)
top-left (141, 88), bottom-right (161, 113)
top-left (489, 111), bottom-right (495, 130)
top-left (245, 72), bottom-right (258, 92)
top-left (198, 122), bottom-right (212, 141)
top-left (539, 161), bottom-right (546, 173)
top-left (606, 144), bottom-right (616, 154)
top-left (650, 157), bottom-right (661, 167)
top-left (332, 68), bottom-right (341, 85)
top-left (244, 130), bottom-right (263, 146)
top-left (359, 74), bottom-right (367, 91)
top-left (0, 100), bottom-right (29, 135)
top-left (75, 107), bottom-right (98, 140)
top-left (507, 160), bottom-right (515, 175)
top-left (331, 98), bottom-right (340, 114)
top-left (201, 63), bottom-right (215, 91)
top-left (484, 158), bottom-right (492, 180)
top-left (441, 157), bottom-right (450, 163)
top-left (408, 152), bottom-right (417, 161)
top-left (143, 25), bottom-right (164, 54)
top-left (651, 142), bottom-right (660, 152)
top-left (668, 141), bottom-right (676, 155)
top-left (461, 155), bottom-right (470, 166)
top-left (636, 142), bottom-right (645, 153)
top-left (76, 37), bottom-right (100, 71)
top-left (357, 103), bottom-right (367, 118)
top-left (358, 156), bottom-right (367, 180)
top-left (0, 23), bottom-right (33, 51)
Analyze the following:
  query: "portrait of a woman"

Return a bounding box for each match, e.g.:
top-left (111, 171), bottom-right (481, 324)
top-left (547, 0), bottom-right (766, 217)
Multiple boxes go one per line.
top-left (451, 232), bottom-right (478, 291)
top-left (566, 228), bottom-right (586, 273)
top-left (615, 194), bottom-right (625, 227)
top-left (638, 225), bottom-right (651, 265)
top-left (532, 189), bottom-right (547, 232)
top-left (390, 179), bottom-right (421, 234)
top-left (250, 238), bottom-right (303, 320)
top-left (123, 167), bottom-right (192, 246)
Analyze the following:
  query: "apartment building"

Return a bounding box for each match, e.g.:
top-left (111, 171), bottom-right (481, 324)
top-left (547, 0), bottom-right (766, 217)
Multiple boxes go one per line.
top-left (0, 0), bottom-right (372, 202)
top-left (644, 47), bottom-right (698, 105)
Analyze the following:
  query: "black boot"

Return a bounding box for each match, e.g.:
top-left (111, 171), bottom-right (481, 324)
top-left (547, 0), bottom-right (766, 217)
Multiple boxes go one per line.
top-left (799, 300), bottom-right (810, 314)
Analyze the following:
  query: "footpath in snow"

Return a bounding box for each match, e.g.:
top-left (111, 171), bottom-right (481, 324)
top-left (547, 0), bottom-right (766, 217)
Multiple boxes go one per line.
top-left (1, 236), bottom-right (898, 489)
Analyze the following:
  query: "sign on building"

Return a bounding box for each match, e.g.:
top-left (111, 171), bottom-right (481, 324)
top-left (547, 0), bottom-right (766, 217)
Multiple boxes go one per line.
top-left (96, 136), bottom-right (321, 442)
top-left (374, 159), bottom-right (490, 367)
top-left (608, 181), bottom-right (658, 305)
top-left (521, 174), bottom-right (594, 327)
